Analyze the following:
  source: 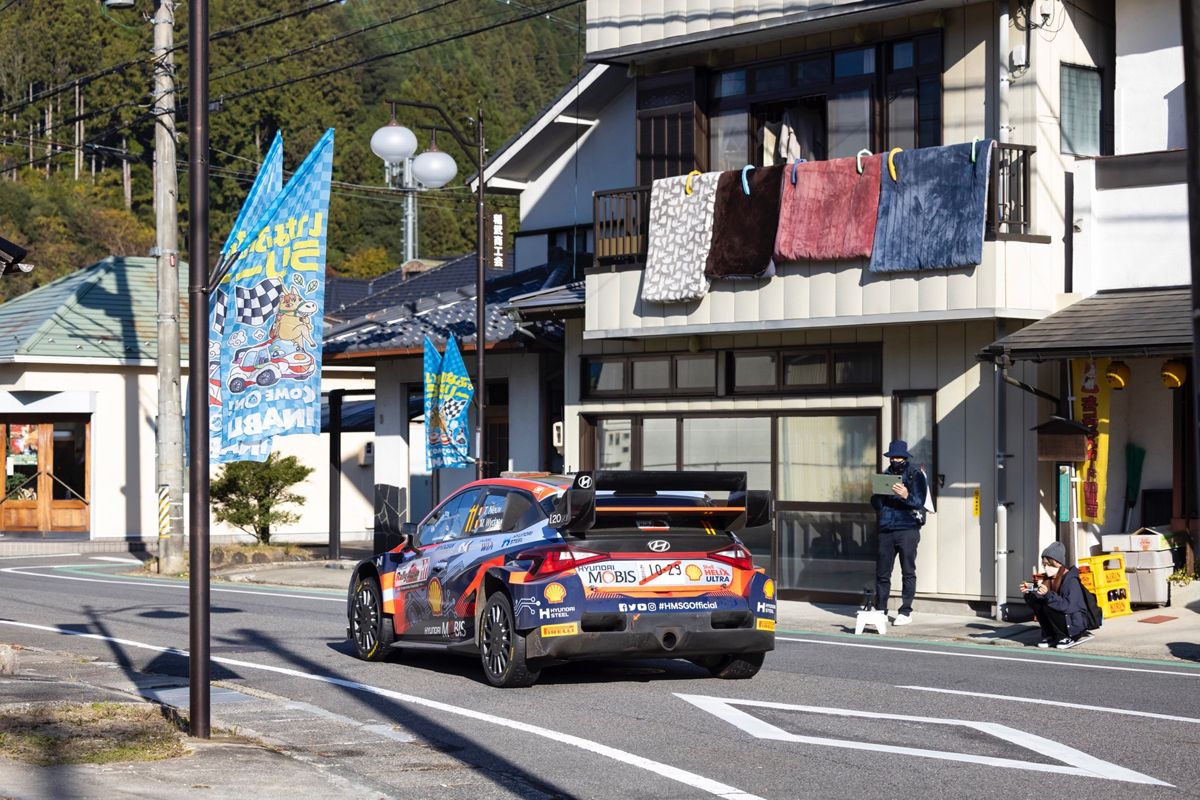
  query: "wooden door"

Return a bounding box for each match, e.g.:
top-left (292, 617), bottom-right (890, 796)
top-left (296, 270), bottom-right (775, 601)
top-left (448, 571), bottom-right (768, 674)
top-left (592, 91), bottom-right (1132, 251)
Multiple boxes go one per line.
top-left (1, 419), bottom-right (90, 532)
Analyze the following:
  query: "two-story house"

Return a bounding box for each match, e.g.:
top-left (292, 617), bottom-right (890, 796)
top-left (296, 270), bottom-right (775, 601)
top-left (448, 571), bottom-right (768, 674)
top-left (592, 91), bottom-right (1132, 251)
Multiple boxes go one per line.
top-left (496, 0), bottom-right (1119, 611)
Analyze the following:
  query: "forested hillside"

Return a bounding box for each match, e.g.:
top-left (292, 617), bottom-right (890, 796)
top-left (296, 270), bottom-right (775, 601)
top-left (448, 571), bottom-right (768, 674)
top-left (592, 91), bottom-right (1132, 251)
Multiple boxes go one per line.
top-left (0, 0), bottom-right (584, 301)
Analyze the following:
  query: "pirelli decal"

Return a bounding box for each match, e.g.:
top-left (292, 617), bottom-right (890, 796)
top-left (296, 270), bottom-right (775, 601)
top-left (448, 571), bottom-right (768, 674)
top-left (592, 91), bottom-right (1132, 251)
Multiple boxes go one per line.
top-left (540, 622), bottom-right (580, 638)
top-left (755, 618), bottom-right (776, 632)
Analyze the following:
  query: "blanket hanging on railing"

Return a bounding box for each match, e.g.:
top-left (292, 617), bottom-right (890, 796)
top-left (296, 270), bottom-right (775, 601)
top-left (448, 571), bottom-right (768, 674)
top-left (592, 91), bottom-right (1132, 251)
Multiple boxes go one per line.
top-left (642, 171), bottom-right (720, 303)
top-left (869, 139), bottom-right (995, 272)
top-left (705, 164), bottom-right (785, 280)
top-left (774, 154), bottom-right (882, 262)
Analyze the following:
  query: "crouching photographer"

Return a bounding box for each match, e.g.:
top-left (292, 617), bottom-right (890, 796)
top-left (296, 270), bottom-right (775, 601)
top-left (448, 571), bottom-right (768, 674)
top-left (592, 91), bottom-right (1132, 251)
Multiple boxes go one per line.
top-left (1021, 541), bottom-right (1094, 650)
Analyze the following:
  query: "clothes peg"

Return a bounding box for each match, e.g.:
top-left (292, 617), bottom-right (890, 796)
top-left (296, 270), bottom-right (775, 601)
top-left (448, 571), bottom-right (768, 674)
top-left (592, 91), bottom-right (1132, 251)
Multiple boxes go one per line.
top-left (888, 147), bottom-right (903, 182)
top-left (741, 165), bottom-right (754, 195)
top-left (971, 137), bottom-right (981, 163)
top-left (856, 149), bottom-right (872, 174)
top-left (684, 170), bottom-right (703, 195)
top-left (789, 159), bottom-right (807, 185)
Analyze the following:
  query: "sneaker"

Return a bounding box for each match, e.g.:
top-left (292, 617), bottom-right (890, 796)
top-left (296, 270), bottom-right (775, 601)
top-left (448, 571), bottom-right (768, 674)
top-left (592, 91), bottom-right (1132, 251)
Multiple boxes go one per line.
top-left (1037, 637), bottom-right (1056, 649)
top-left (1056, 633), bottom-right (1094, 649)
top-left (893, 614), bottom-right (912, 626)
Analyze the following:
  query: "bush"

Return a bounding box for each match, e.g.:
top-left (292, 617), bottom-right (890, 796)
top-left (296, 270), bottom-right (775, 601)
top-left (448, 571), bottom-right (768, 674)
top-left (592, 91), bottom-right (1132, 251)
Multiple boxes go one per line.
top-left (210, 453), bottom-right (314, 545)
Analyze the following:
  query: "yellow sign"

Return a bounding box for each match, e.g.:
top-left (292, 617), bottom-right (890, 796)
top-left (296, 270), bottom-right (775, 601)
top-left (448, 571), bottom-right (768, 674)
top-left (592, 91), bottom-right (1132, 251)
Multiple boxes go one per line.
top-left (972, 488), bottom-right (980, 517)
top-left (1072, 358), bottom-right (1111, 525)
top-left (428, 579), bottom-right (443, 615)
top-left (543, 582), bottom-right (567, 603)
top-left (763, 579), bottom-right (775, 600)
top-left (755, 618), bottom-right (776, 632)
top-left (540, 622), bottom-right (579, 638)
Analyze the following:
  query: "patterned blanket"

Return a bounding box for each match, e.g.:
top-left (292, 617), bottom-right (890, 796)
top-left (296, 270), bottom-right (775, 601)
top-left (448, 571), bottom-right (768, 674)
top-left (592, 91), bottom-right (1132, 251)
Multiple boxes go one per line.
top-left (642, 172), bottom-right (720, 303)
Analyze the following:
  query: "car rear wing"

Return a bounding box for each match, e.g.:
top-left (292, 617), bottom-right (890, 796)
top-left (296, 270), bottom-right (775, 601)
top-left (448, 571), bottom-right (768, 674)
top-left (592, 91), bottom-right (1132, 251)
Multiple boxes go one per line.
top-left (549, 471), bottom-right (773, 534)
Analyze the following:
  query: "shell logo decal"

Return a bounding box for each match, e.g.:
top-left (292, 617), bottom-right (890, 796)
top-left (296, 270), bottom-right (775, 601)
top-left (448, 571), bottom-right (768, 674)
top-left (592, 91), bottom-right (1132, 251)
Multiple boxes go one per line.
top-left (685, 565), bottom-right (703, 581)
top-left (763, 578), bottom-right (776, 600)
top-left (544, 582), bottom-right (567, 603)
top-left (429, 579), bottom-right (443, 615)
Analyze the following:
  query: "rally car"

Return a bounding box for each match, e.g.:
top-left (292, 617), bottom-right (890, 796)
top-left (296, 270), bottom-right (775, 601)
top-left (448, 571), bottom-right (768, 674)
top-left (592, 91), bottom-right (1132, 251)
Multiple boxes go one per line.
top-left (227, 341), bottom-right (315, 393)
top-left (346, 470), bottom-right (776, 688)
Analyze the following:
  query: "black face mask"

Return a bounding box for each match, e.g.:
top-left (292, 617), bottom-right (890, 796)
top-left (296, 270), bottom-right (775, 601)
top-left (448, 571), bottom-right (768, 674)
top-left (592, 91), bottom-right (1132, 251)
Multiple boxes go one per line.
top-left (887, 459), bottom-right (908, 474)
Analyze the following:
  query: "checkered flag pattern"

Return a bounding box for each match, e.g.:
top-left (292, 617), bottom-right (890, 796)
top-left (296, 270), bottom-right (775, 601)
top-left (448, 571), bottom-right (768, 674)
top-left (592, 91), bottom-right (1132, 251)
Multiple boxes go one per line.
top-left (235, 278), bottom-right (283, 326)
top-left (211, 287), bottom-right (228, 336)
top-left (439, 397), bottom-right (469, 426)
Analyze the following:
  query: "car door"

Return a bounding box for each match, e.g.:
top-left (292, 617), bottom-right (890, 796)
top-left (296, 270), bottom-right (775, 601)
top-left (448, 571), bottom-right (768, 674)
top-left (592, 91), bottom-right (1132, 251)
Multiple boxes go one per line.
top-left (405, 488), bottom-right (481, 639)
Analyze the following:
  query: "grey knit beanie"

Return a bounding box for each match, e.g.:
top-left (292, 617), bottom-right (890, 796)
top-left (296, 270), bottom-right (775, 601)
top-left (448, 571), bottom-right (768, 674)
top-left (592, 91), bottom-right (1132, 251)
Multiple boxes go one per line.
top-left (1041, 541), bottom-right (1067, 567)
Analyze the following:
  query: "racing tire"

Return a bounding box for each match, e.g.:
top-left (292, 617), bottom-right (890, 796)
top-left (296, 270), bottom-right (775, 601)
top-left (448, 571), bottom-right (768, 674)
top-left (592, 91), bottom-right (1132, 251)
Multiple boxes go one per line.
top-left (480, 592), bottom-right (540, 688)
top-left (705, 651), bottom-right (765, 680)
top-left (350, 575), bottom-right (395, 662)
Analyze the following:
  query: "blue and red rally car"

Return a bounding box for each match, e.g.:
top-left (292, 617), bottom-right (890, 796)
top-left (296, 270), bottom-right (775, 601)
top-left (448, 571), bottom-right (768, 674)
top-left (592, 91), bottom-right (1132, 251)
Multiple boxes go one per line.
top-left (346, 470), bottom-right (776, 687)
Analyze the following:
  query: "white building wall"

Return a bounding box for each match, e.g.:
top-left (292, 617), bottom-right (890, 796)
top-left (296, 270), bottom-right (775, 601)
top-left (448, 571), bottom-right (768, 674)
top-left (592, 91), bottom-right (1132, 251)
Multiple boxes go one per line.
top-left (1071, 160), bottom-right (1189, 294)
top-left (1114, 0), bottom-right (1185, 154)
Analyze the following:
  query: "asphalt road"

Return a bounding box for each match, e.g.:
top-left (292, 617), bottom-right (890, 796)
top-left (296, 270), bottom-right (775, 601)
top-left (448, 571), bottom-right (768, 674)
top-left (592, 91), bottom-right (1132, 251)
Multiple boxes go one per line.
top-left (2, 553), bottom-right (1199, 800)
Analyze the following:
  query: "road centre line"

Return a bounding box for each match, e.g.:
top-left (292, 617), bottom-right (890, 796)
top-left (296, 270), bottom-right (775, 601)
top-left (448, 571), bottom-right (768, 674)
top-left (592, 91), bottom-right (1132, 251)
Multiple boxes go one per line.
top-left (778, 637), bottom-right (1200, 678)
top-left (0, 620), bottom-right (765, 800)
top-left (900, 685), bottom-right (1200, 724)
top-left (0, 565), bottom-right (343, 604)
top-left (0, 552), bottom-right (81, 560)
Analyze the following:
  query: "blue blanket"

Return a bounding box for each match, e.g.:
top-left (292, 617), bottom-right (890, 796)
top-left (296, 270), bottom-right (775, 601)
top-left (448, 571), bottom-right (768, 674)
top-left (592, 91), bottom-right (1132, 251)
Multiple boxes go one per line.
top-left (869, 140), bottom-right (994, 272)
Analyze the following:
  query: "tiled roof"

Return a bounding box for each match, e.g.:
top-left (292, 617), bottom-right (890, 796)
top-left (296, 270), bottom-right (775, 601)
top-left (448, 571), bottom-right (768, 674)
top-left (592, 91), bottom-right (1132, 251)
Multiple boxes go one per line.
top-left (0, 256), bottom-right (189, 362)
top-left (504, 280), bottom-right (584, 321)
top-left (982, 287), bottom-right (1192, 362)
top-left (324, 264), bottom-right (564, 358)
top-left (329, 254), bottom-right (479, 321)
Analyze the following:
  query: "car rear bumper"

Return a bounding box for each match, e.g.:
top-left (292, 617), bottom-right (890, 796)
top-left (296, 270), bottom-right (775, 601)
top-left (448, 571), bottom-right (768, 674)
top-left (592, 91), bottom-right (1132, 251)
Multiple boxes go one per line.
top-left (524, 611), bottom-right (774, 663)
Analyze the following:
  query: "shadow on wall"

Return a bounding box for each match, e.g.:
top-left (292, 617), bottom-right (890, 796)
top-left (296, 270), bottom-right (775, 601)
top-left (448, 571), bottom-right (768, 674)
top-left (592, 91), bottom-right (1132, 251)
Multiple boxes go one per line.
top-left (1166, 82), bottom-right (1185, 149)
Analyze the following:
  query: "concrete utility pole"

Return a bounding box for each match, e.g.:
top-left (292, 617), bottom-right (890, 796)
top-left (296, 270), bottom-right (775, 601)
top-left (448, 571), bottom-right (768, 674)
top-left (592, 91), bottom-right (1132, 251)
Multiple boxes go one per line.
top-left (153, 0), bottom-right (185, 575)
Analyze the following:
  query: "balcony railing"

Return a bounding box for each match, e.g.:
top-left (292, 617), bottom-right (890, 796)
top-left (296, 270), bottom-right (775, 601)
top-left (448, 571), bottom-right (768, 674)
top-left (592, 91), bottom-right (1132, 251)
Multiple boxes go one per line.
top-left (593, 143), bottom-right (1045, 269)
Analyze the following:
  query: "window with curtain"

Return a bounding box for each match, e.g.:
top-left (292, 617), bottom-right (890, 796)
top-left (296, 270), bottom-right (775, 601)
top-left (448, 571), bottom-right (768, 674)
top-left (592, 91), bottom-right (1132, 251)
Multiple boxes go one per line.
top-left (596, 418), bottom-right (632, 470)
top-left (681, 417), bottom-right (772, 490)
top-left (642, 418), bottom-right (677, 471)
top-left (777, 414), bottom-right (877, 503)
top-left (1061, 64), bottom-right (1101, 156)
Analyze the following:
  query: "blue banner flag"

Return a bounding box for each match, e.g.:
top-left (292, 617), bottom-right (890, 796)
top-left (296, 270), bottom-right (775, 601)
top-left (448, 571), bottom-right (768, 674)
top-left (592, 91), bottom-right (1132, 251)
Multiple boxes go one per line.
top-left (207, 132), bottom-right (284, 464)
top-left (218, 129), bottom-right (335, 447)
top-left (423, 336), bottom-right (443, 471)
top-left (430, 335), bottom-right (474, 470)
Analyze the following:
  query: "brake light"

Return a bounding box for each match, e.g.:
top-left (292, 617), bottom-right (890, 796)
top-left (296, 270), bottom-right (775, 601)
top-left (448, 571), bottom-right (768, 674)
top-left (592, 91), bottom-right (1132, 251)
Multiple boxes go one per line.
top-left (520, 546), bottom-right (606, 577)
top-left (709, 544), bottom-right (754, 571)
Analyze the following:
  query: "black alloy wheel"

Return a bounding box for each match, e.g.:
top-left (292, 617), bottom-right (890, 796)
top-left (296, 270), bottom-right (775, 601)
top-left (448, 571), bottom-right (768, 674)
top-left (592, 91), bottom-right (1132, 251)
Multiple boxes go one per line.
top-left (351, 576), bottom-right (394, 662)
top-left (480, 592), bottom-right (539, 688)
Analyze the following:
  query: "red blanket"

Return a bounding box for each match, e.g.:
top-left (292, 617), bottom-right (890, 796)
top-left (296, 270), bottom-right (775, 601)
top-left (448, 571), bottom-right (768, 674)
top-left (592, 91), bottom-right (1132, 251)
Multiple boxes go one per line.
top-left (774, 154), bottom-right (882, 262)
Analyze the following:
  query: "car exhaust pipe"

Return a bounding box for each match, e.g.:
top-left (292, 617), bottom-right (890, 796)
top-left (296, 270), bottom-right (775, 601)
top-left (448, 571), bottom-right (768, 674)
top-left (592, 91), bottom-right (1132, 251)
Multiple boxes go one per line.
top-left (660, 630), bottom-right (678, 651)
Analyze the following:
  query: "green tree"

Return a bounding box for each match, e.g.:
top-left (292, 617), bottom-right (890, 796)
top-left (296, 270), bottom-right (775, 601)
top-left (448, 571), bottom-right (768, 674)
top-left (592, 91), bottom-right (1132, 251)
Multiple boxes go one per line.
top-left (338, 245), bottom-right (393, 279)
top-left (210, 453), bottom-right (315, 544)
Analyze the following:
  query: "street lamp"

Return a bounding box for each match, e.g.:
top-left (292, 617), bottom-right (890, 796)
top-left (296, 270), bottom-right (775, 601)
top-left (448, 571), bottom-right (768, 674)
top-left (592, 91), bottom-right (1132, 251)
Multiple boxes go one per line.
top-left (374, 100), bottom-right (487, 481)
top-left (370, 106), bottom-right (419, 264)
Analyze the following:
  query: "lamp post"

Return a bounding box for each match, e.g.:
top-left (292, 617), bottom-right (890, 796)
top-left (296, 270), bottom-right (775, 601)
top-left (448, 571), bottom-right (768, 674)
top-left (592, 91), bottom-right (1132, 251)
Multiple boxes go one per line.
top-left (370, 108), bottom-right (419, 263)
top-left (372, 101), bottom-right (487, 480)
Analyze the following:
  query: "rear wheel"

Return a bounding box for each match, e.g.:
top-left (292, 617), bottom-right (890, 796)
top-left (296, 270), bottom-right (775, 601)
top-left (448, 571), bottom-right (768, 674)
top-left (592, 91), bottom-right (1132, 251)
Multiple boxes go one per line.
top-left (705, 651), bottom-right (765, 680)
top-left (350, 576), bottom-right (394, 662)
top-left (480, 592), bottom-right (540, 688)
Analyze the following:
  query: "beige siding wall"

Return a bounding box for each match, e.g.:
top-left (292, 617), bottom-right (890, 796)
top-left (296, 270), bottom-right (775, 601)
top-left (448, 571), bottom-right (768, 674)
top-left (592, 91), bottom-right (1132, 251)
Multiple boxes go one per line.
top-left (566, 320), bottom-right (1043, 601)
top-left (0, 363), bottom-right (374, 543)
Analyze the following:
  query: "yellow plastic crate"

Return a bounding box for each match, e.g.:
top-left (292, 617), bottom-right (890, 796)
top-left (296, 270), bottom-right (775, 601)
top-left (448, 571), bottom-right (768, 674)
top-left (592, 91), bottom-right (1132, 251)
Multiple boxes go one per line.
top-left (1078, 553), bottom-right (1127, 592)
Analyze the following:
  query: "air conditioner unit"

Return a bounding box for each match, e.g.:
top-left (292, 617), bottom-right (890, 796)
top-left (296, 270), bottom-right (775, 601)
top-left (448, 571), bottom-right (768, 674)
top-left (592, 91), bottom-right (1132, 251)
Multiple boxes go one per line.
top-left (358, 441), bottom-right (374, 467)
top-left (552, 421), bottom-right (564, 450)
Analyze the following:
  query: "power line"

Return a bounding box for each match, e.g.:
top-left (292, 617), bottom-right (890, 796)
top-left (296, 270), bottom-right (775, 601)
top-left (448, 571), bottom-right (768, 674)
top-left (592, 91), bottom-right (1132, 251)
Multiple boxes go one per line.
top-left (211, 0), bottom-right (584, 107)
top-left (0, 0), bottom-right (24, 15)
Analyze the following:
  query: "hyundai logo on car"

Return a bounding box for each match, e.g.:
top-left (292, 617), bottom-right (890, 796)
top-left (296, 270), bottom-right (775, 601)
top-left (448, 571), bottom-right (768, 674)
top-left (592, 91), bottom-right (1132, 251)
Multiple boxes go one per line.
top-left (647, 539), bottom-right (671, 552)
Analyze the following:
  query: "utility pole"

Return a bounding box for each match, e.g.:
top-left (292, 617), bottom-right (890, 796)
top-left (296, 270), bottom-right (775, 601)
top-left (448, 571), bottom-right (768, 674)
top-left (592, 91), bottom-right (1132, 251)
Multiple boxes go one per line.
top-left (153, 0), bottom-right (184, 575)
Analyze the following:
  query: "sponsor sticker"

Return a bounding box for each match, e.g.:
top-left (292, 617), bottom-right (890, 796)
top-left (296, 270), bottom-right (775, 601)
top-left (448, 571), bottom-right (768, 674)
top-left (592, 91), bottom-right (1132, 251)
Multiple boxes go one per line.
top-left (395, 558), bottom-right (430, 588)
top-left (756, 601), bottom-right (777, 616)
top-left (514, 597), bottom-right (540, 617)
top-left (540, 622), bottom-right (579, 638)
top-left (538, 605), bottom-right (577, 621)
top-left (763, 578), bottom-right (775, 599)
top-left (428, 579), bottom-right (443, 615)
top-left (756, 618), bottom-right (776, 632)
top-left (576, 559), bottom-right (733, 591)
top-left (544, 582), bottom-right (567, 603)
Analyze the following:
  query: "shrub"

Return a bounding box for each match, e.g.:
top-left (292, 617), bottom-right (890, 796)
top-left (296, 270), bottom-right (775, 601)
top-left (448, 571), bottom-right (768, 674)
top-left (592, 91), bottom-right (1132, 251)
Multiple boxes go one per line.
top-left (210, 453), bottom-right (314, 545)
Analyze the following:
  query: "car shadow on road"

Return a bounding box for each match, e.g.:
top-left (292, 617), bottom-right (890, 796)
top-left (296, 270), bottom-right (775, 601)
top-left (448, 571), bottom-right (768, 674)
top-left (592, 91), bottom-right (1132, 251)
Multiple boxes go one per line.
top-left (1168, 641), bottom-right (1200, 662)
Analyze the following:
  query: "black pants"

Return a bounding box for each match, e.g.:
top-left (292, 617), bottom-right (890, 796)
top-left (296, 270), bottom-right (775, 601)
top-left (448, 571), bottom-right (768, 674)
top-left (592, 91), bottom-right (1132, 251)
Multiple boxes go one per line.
top-left (1025, 594), bottom-right (1070, 640)
top-left (875, 528), bottom-right (919, 615)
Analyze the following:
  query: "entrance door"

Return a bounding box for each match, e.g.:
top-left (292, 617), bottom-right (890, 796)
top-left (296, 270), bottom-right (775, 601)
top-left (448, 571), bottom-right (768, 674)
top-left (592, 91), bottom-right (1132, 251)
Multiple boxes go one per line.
top-left (1, 419), bottom-right (90, 532)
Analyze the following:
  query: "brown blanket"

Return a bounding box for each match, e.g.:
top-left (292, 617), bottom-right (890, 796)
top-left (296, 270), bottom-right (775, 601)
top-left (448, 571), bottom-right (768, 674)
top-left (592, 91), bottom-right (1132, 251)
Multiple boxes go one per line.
top-left (704, 165), bottom-right (784, 279)
top-left (774, 154), bottom-right (882, 262)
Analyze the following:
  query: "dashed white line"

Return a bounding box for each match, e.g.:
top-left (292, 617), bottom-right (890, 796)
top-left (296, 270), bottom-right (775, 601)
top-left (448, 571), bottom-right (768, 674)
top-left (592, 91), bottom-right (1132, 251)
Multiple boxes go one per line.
top-left (0, 620), bottom-right (765, 800)
top-left (89, 556), bottom-right (145, 565)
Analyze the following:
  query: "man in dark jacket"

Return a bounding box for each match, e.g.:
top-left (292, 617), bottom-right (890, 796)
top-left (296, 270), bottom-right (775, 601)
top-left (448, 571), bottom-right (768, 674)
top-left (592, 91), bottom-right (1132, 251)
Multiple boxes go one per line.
top-left (871, 440), bottom-right (928, 625)
top-left (1022, 541), bottom-right (1094, 649)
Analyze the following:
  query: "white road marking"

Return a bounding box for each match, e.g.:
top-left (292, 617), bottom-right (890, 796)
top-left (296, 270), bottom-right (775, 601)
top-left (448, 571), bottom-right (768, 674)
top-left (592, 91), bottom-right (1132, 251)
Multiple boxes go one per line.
top-left (0, 552), bottom-right (81, 560)
top-left (0, 620), bottom-right (765, 800)
top-left (89, 556), bottom-right (144, 564)
top-left (676, 693), bottom-right (1169, 786)
top-left (900, 685), bottom-right (1200, 725)
top-left (0, 565), bottom-right (343, 604)
top-left (778, 636), bottom-right (1200, 678)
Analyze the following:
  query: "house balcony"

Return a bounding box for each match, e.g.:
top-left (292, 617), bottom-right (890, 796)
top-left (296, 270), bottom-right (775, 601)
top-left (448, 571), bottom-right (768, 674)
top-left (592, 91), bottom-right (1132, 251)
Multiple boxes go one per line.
top-left (587, 143), bottom-right (1056, 340)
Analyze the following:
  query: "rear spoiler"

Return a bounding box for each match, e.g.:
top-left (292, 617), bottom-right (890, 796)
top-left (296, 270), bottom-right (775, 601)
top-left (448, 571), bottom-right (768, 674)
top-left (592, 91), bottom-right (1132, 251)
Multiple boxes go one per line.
top-left (549, 471), bottom-right (773, 534)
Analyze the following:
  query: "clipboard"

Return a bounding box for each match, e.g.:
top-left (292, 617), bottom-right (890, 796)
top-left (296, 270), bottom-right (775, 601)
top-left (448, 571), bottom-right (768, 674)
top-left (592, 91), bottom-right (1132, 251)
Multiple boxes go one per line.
top-left (871, 473), bottom-right (900, 495)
